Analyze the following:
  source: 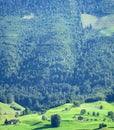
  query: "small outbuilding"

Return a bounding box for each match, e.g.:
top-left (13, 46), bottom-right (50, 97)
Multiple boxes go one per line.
top-left (78, 116), bottom-right (84, 121)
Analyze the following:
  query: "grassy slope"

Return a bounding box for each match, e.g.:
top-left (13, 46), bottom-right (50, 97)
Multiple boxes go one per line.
top-left (100, 27), bottom-right (114, 36)
top-left (0, 102), bottom-right (24, 120)
top-left (81, 14), bottom-right (98, 28)
top-left (0, 101), bottom-right (114, 130)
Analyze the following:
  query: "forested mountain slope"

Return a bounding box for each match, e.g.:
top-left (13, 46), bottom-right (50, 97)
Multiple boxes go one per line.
top-left (0, 0), bottom-right (114, 110)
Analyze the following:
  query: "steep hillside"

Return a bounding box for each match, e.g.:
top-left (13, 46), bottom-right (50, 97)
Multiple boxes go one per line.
top-left (0, 0), bottom-right (114, 110)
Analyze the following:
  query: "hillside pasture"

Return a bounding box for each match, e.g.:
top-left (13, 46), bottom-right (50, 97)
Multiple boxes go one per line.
top-left (81, 13), bottom-right (114, 36)
top-left (0, 101), bottom-right (114, 130)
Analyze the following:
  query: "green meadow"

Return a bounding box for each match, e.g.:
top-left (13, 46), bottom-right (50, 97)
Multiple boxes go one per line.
top-left (0, 101), bottom-right (114, 130)
top-left (81, 14), bottom-right (114, 36)
top-left (100, 27), bottom-right (114, 36)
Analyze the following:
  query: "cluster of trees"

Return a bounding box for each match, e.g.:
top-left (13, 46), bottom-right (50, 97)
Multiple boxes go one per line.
top-left (14, 107), bottom-right (32, 117)
top-left (0, 0), bottom-right (114, 110)
top-left (80, 109), bottom-right (100, 117)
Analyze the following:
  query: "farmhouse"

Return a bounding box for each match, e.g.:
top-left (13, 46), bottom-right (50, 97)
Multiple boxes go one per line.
top-left (78, 116), bottom-right (84, 121)
top-left (4, 119), bottom-right (19, 125)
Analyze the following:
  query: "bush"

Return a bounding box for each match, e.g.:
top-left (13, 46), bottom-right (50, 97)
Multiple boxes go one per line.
top-left (94, 119), bottom-right (98, 121)
top-left (99, 105), bottom-right (103, 109)
top-left (51, 114), bottom-right (61, 127)
top-left (80, 109), bottom-right (86, 115)
top-left (73, 101), bottom-right (80, 107)
top-left (42, 115), bottom-right (47, 121)
top-left (4, 119), bottom-right (8, 125)
top-left (87, 112), bottom-right (90, 115)
top-left (108, 111), bottom-right (114, 118)
top-left (96, 112), bottom-right (99, 116)
top-left (15, 112), bottom-right (19, 117)
top-left (99, 123), bottom-right (107, 129)
top-left (92, 112), bottom-right (96, 116)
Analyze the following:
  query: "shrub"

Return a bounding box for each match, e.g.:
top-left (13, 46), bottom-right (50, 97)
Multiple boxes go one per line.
top-left (99, 105), bottom-right (103, 109)
top-left (96, 112), bottom-right (99, 116)
top-left (42, 115), bottom-right (47, 121)
top-left (73, 101), bottom-right (80, 107)
top-left (99, 123), bottom-right (107, 129)
top-left (108, 111), bottom-right (114, 118)
top-left (15, 112), bottom-right (19, 117)
top-left (80, 109), bottom-right (86, 115)
top-left (92, 112), bottom-right (96, 116)
top-left (103, 118), bottom-right (106, 121)
top-left (87, 112), bottom-right (90, 115)
top-left (4, 119), bottom-right (8, 125)
top-left (94, 119), bottom-right (98, 121)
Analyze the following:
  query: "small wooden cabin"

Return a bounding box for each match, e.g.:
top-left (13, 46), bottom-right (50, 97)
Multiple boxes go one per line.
top-left (78, 116), bottom-right (84, 121)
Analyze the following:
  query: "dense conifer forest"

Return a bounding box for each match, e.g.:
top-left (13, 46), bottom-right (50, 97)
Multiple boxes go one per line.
top-left (0, 0), bottom-right (114, 110)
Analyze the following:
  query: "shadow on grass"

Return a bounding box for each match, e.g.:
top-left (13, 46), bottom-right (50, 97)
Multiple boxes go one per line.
top-left (1, 124), bottom-right (5, 126)
top-left (76, 128), bottom-right (100, 130)
top-left (31, 122), bottom-right (42, 126)
top-left (32, 124), bottom-right (52, 130)
top-left (93, 127), bottom-right (112, 130)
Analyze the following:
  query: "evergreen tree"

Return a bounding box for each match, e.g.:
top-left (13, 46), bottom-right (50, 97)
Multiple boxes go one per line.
top-left (7, 93), bottom-right (14, 104)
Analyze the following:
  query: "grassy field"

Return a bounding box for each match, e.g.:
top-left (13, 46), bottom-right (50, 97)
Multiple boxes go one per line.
top-left (81, 14), bottom-right (98, 28)
top-left (100, 27), bottom-right (114, 36)
top-left (81, 13), bottom-right (114, 36)
top-left (0, 101), bottom-right (114, 130)
top-left (0, 102), bottom-right (24, 120)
